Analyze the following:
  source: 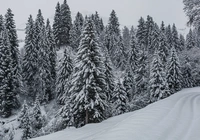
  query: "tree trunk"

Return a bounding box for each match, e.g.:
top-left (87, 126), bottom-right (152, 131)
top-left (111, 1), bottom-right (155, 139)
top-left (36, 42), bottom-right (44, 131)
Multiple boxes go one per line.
top-left (85, 109), bottom-right (89, 124)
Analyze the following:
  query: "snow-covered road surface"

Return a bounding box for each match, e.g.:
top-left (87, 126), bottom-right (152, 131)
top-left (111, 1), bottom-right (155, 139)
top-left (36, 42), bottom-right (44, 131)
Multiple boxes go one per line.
top-left (31, 87), bottom-right (200, 140)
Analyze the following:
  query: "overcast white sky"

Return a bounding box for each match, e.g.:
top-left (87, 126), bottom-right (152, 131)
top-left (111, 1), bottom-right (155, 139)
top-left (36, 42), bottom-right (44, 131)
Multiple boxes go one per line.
top-left (0, 0), bottom-right (188, 30)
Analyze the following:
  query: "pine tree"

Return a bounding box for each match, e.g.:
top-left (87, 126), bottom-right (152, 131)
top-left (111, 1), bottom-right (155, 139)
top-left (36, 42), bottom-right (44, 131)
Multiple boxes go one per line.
top-left (123, 67), bottom-right (134, 101)
top-left (56, 49), bottom-right (73, 104)
top-left (172, 24), bottom-right (181, 51)
top-left (70, 12), bottom-right (84, 51)
top-left (181, 57), bottom-right (195, 88)
top-left (165, 25), bottom-right (173, 50)
top-left (149, 51), bottom-right (170, 103)
top-left (22, 15), bottom-right (38, 98)
top-left (105, 10), bottom-right (121, 66)
top-left (122, 26), bottom-right (131, 55)
top-left (63, 19), bottom-right (108, 127)
top-left (104, 52), bottom-right (115, 101)
top-left (31, 96), bottom-right (43, 130)
top-left (45, 19), bottom-right (57, 101)
top-left (136, 17), bottom-right (146, 46)
top-left (112, 79), bottom-right (129, 116)
top-left (0, 18), bottom-right (19, 117)
top-left (166, 47), bottom-right (183, 93)
top-left (59, 0), bottom-right (72, 46)
top-left (129, 35), bottom-right (139, 75)
top-left (158, 28), bottom-right (169, 64)
top-left (18, 100), bottom-right (28, 122)
top-left (107, 10), bottom-right (120, 36)
top-left (53, 2), bottom-right (62, 48)
top-left (145, 15), bottom-right (154, 51)
top-left (179, 34), bottom-right (186, 51)
top-left (5, 8), bottom-right (22, 99)
top-left (186, 29), bottom-right (196, 50)
top-left (93, 11), bottom-right (104, 35)
top-left (160, 21), bottom-right (165, 33)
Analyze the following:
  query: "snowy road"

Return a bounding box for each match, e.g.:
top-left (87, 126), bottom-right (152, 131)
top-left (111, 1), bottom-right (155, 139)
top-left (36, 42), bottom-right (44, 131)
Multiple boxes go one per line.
top-left (31, 87), bottom-right (200, 140)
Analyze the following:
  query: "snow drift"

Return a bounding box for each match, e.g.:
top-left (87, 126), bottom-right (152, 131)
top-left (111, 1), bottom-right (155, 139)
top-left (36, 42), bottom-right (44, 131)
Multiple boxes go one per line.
top-left (31, 87), bottom-right (200, 140)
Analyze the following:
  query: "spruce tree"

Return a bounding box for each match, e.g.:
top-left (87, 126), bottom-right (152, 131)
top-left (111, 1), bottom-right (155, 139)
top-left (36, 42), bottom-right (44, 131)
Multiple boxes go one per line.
top-left (104, 52), bottom-right (115, 101)
top-left (18, 100), bottom-right (30, 129)
top-left (70, 12), bottom-right (84, 51)
top-left (160, 21), bottom-right (165, 33)
top-left (165, 25), bottom-right (173, 50)
top-left (149, 51), bottom-right (170, 103)
top-left (59, 0), bottom-right (72, 46)
top-left (123, 67), bottom-right (134, 101)
top-left (64, 19), bottom-right (108, 127)
top-left (112, 79), bottom-right (129, 116)
top-left (186, 29), bottom-right (196, 50)
top-left (181, 57), bottom-right (195, 88)
top-left (0, 18), bottom-right (19, 117)
top-left (46, 19), bottom-right (57, 101)
top-left (136, 17), bottom-right (146, 46)
top-left (56, 49), bottom-right (73, 104)
top-left (105, 10), bottom-right (121, 66)
top-left (53, 2), bottom-right (62, 48)
top-left (31, 96), bottom-right (43, 130)
top-left (172, 24), bottom-right (181, 51)
top-left (5, 8), bottom-right (22, 99)
top-left (22, 15), bottom-right (38, 98)
top-left (179, 34), bottom-right (186, 51)
top-left (166, 47), bottom-right (183, 93)
top-left (122, 26), bottom-right (131, 54)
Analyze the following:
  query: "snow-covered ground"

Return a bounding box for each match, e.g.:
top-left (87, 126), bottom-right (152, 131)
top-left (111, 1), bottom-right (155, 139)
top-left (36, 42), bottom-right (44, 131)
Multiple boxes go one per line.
top-left (31, 87), bottom-right (200, 140)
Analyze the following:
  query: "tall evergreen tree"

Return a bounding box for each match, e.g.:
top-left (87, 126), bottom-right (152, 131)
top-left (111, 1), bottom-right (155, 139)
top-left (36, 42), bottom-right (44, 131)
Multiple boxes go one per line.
top-left (70, 12), bottom-right (84, 51)
top-left (181, 57), bottom-right (195, 88)
top-left (165, 25), bottom-right (173, 50)
top-left (5, 8), bottom-right (22, 98)
top-left (22, 15), bottom-right (38, 98)
top-left (59, 0), bottom-right (72, 46)
top-left (61, 19), bottom-right (108, 127)
top-left (172, 24), bottom-right (181, 51)
top-left (186, 29), bottom-right (196, 50)
top-left (53, 2), bottom-right (62, 48)
top-left (160, 21), bottom-right (165, 33)
top-left (149, 51), bottom-right (170, 103)
top-left (56, 49), bottom-right (73, 104)
top-left (31, 96), bottom-right (43, 130)
top-left (179, 34), bottom-right (186, 51)
top-left (112, 79), bottom-right (129, 116)
top-left (0, 22), bottom-right (19, 117)
top-left (104, 52), bottom-right (115, 101)
top-left (136, 17), bottom-right (146, 46)
top-left (122, 26), bottom-right (131, 54)
top-left (46, 19), bottom-right (57, 101)
top-left (166, 47), bottom-right (183, 93)
top-left (104, 10), bottom-right (121, 67)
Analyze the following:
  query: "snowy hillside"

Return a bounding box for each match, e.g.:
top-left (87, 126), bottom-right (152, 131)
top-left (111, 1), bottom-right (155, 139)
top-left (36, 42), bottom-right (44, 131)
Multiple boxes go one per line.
top-left (31, 87), bottom-right (200, 140)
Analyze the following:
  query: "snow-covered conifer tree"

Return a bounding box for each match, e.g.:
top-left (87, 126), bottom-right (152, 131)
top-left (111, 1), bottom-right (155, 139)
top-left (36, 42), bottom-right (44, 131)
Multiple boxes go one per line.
top-left (56, 49), bottom-right (73, 104)
top-left (62, 19), bottom-right (108, 127)
top-left (59, 0), bottom-right (72, 46)
top-left (5, 8), bottom-right (22, 99)
top-left (149, 51), bottom-right (170, 103)
top-left (112, 79), bottom-right (129, 116)
top-left (166, 47), bottom-right (183, 93)
top-left (53, 2), bottom-right (62, 48)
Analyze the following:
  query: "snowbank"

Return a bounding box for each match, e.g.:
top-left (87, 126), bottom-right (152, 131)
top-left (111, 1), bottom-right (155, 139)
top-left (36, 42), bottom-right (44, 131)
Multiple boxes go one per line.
top-left (31, 87), bottom-right (200, 140)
